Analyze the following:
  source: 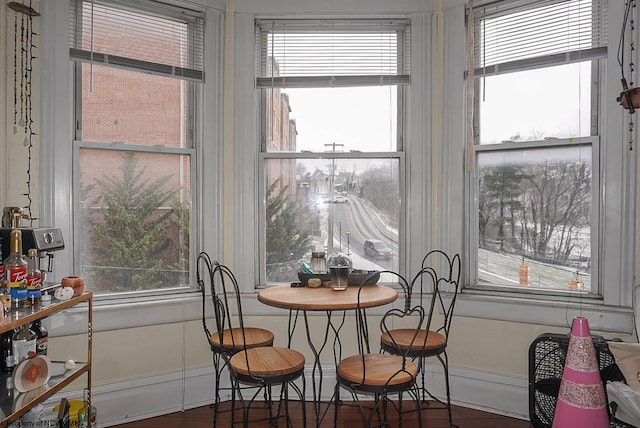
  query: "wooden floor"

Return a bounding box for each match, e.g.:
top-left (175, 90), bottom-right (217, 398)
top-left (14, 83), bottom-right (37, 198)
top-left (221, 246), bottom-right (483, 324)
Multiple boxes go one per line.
top-left (112, 401), bottom-right (534, 427)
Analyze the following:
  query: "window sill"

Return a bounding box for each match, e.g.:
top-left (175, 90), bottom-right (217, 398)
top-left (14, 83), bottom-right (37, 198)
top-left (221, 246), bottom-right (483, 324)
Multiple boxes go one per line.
top-left (455, 291), bottom-right (634, 335)
top-left (245, 288), bottom-right (633, 334)
top-left (47, 292), bottom-right (203, 336)
top-left (46, 288), bottom-right (634, 337)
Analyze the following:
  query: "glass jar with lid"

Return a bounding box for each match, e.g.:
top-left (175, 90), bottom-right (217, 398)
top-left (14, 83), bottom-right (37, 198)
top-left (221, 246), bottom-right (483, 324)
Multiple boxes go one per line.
top-left (310, 251), bottom-right (327, 274)
top-left (326, 252), bottom-right (352, 291)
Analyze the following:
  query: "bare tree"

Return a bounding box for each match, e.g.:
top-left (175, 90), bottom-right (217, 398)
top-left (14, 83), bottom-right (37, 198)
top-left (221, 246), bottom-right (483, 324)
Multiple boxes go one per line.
top-left (520, 161), bottom-right (590, 263)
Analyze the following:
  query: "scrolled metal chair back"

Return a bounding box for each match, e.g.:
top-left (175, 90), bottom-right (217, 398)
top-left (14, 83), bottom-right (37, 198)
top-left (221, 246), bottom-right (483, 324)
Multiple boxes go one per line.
top-left (197, 251), bottom-right (215, 350)
top-left (353, 270), bottom-right (422, 387)
top-left (418, 250), bottom-right (461, 346)
top-left (210, 261), bottom-right (245, 352)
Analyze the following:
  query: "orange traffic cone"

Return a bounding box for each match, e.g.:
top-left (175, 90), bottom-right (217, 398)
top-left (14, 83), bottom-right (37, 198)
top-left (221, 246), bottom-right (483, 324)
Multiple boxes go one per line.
top-left (552, 316), bottom-right (609, 428)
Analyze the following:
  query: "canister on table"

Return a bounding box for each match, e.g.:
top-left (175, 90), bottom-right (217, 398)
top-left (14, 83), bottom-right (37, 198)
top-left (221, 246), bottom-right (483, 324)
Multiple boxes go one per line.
top-left (310, 251), bottom-right (327, 274)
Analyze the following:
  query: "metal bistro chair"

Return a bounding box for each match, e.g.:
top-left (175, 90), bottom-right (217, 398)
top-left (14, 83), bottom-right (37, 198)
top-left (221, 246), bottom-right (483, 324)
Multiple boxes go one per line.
top-left (197, 252), bottom-right (275, 426)
top-left (208, 261), bottom-right (306, 427)
top-left (380, 250), bottom-right (461, 428)
top-left (334, 270), bottom-right (424, 428)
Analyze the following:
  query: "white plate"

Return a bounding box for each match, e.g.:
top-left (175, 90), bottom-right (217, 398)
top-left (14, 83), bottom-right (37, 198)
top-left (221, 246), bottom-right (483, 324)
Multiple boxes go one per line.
top-left (13, 355), bottom-right (51, 393)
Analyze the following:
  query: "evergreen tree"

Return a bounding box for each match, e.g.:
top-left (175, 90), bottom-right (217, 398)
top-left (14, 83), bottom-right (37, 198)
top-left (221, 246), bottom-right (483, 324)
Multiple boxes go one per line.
top-left (480, 166), bottom-right (528, 251)
top-left (84, 153), bottom-right (179, 292)
top-left (265, 178), bottom-right (311, 281)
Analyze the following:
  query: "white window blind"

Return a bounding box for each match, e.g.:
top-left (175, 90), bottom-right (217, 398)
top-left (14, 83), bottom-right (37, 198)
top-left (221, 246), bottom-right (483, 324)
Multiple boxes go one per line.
top-left (255, 19), bottom-right (411, 88)
top-left (69, 0), bottom-right (204, 81)
top-left (473, 0), bottom-right (607, 76)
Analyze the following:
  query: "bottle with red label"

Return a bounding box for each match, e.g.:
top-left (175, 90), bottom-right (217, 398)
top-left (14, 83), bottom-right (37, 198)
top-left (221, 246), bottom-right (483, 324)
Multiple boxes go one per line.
top-left (25, 248), bottom-right (42, 306)
top-left (4, 228), bottom-right (27, 308)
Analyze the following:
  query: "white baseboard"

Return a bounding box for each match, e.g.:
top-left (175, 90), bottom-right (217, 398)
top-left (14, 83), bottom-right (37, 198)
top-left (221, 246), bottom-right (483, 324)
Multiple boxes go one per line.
top-left (42, 364), bottom-right (530, 426)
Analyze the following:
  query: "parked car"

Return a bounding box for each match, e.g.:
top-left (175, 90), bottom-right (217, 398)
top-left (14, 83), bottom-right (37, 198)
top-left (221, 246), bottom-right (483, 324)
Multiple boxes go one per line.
top-left (363, 239), bottom-right (392, 260)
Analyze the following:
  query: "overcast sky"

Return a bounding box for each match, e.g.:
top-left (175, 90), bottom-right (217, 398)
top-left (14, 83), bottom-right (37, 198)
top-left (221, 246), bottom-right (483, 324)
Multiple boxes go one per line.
top-left (284, 86), bottom-right (397, 153)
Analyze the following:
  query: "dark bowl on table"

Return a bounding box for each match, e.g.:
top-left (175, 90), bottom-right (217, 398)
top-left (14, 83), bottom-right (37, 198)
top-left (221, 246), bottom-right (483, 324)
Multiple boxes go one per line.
top-left (347, 269), bottom-right (380, 286)
top-left (297, 270), bottom-right (379, 286)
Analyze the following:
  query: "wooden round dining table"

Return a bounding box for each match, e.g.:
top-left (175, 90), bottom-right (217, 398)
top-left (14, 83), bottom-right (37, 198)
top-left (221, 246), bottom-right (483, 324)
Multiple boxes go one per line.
top-left (258, 283), bottom-right (398, 427)
top-left (258, 283), bottom-right (398, 311)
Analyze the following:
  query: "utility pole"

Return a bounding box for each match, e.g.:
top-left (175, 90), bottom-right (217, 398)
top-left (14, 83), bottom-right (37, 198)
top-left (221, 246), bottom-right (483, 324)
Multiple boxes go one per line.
top-left (325, 142), bottom-right (344, 254)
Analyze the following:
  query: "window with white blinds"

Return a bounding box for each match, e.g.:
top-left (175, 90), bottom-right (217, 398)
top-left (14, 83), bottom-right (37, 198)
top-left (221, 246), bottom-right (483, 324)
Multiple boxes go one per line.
top-left (473, 0), bottom-right (608, 76)
top-left (255, 17), bottom-right (406, 285)
top-left (69, 0), bottom-right (204, 81)
top-left (255, 19), bottom-right (411, 88)
top-left (68, 0), bottom-right (208, 295)
top-left (469, 0), bottom-right (605, 296)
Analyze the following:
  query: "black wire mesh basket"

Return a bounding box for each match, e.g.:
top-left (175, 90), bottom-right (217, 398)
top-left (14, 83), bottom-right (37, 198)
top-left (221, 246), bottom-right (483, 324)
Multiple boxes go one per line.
top-left (528, 333), bottom-right (632, 428)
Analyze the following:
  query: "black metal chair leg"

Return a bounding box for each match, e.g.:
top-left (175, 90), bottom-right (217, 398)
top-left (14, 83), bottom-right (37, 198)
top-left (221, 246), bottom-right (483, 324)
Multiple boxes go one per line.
top-left (398, 391), bottom-right (403, 428)
top-left (230, 375), bottom-right (237, 428)
top-left (439, 353), bottom-right (457, 428)
top-left (333, 383), bottom-right (339, 427)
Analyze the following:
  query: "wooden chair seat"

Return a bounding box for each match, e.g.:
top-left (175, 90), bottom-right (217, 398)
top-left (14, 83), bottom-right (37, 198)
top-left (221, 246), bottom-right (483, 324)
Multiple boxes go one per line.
top-left (381, 328), bottom-right (446, 355)
top-left (229, 346), bottom-right (305, 379)
top-left (210, 327), bottom-right (274, 352)
top-left (337, 353), bottom-right (418, 387)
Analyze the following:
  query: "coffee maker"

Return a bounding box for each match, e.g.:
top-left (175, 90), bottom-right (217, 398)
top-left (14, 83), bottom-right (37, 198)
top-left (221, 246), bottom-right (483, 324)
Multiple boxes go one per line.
top-left (0, 207), bottom-right (65, 285)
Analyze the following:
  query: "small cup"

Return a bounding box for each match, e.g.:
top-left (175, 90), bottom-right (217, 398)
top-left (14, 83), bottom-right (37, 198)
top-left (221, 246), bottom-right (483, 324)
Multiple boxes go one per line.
top-left (329, 267), bottom-right (349, 291)
top-left (61, 276), bottom-right (85, 296)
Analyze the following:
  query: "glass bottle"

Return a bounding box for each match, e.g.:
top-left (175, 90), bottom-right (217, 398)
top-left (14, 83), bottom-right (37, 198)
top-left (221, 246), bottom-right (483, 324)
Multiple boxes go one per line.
top-left (0, 330), bottom-right (14, 373)
top-left (4, 229), bottom-right (27, 308)
top-left (0, 244), bottom-right (9, 316)
top-left (310, 251), bottom-right (327, 274)
top-left (0, 243), bottom-right (5, 283)
top-left (0, 377), bottom-right (14, 410)
top-left (12, 324), bottom-right (36, 364)
top-left (77, 388), bottom-right (97, 428)
top-left (30, 318), bottom-right (48, 355)
top-left (25, 249), bottom-right (42, 306)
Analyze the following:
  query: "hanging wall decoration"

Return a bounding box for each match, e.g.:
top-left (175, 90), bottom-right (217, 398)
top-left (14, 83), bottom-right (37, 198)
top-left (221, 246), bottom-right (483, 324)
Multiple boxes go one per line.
top-left (8, 1), bottom-right (39, 223)
top-left (617, 0), bottom-right (638, 150)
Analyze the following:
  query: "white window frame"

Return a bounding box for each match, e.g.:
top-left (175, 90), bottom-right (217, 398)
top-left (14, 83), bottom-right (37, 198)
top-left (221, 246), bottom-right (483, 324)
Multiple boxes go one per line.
top-left (254, 18), bottom-right (411, 286)
top-left (39, 0), bottom-right (225, 332)
top-left (70, 0), bottom-right (202, 299)
top-left (456, 0), bottom-right (636, 333)
top-left (469, 0), bottom-right (604, 298)
top-left (470, 137), bottom-right (600, 294)
top-left (232, 8), bottom-right (434, 305)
